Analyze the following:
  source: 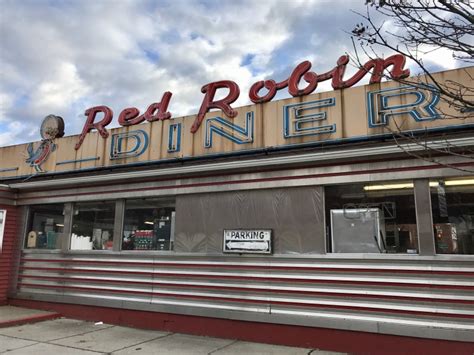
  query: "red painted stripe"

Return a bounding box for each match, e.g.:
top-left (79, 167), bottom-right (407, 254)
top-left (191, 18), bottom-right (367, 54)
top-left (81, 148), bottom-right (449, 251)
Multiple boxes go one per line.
top-left (17, 161), bottom-right (474, 201)
top-left (20, 258), bottom-right (474, 276)
top-left (18, 274), bottom-right (474, 305)
top-left (18, 266), bottom-right (474, 290)
top-left (17, 282), bottom-right (474, 319)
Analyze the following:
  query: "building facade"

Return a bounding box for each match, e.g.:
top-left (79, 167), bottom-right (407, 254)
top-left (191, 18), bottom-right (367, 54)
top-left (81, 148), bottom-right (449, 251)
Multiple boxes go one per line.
top-left (0, 63), bottom-right (473, 353)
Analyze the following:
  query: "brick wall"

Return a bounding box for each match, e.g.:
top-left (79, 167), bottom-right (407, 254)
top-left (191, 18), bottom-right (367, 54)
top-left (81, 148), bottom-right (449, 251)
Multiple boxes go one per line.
top-left (0, 204), bottom-right (19, 304)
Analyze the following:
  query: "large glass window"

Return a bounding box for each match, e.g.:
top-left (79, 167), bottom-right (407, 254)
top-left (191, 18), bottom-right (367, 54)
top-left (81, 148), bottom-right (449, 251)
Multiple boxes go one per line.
top-left (431, 178), bottom-right (474, 255)
top-left (25, 204), bottom-right (65, 249)
top-left (71, 202), bottom-right (115, 250)
top-left (325, 182), bottom-right (418, 253)
top-left (122, 198), bottom-right (175, 251)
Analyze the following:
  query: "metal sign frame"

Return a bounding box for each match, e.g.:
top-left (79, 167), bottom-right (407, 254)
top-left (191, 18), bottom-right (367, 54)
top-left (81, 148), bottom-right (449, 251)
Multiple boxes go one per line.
top-left (223, 229), bottom-right (272, 254)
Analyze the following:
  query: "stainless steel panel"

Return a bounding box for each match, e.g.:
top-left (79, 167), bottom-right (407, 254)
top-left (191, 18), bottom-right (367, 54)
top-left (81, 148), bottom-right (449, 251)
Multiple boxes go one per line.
top-left (113, 200), bottom-right (125, 252)
top-left (62, 203), bottom-right (73, 251)
top-left (414, 179), bottom-right (436, 256)
top-left (14, 152), bottom-right (473, 206)
top-left (8, 137), bottom-right (474, 190)
top-left (174, 186), bottom-right (325, 254)
top-left (14, 252), bottom-right (474, 342)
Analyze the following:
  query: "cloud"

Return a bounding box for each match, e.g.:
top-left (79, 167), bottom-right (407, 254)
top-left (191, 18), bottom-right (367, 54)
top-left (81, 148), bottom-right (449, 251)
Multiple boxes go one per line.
top-left (0, 0), bottom-right (464, 147)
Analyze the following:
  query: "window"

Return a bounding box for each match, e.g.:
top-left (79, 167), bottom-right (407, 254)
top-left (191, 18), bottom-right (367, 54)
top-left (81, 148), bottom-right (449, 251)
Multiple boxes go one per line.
top-left (325, 182), bottom-right (418, 253)
top-left (24, 204), bottom-right (65, 249)
top-left (71, 202), bottom-right (115, 250)
top-left (122, 198), bottom-right (175, 251)
top-left (431, 178), bottom-right (474, 255)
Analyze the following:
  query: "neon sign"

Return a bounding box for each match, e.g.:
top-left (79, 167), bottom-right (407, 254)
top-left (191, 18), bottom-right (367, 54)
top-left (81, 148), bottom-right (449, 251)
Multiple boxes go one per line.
top-left (74, 54), bottom-right (409, 150)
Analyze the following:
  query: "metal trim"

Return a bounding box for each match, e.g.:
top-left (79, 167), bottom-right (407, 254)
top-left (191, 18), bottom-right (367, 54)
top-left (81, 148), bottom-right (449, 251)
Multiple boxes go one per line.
top-left (8, 137), bottom-right (474, 190)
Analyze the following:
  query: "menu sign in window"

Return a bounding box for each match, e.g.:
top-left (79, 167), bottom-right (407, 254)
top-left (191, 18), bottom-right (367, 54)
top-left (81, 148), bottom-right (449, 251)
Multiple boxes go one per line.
top-left (223, 229), bottom-right (272, 254)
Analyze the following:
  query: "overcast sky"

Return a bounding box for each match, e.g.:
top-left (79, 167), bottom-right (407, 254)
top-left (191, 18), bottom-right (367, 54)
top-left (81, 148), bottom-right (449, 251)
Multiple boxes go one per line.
top-left (0, 0), bottom-right (460, 147)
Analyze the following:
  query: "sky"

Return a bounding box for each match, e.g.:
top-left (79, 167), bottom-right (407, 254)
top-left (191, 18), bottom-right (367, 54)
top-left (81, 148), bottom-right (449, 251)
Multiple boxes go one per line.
top-left (0, 0), bottom-right (462, 147)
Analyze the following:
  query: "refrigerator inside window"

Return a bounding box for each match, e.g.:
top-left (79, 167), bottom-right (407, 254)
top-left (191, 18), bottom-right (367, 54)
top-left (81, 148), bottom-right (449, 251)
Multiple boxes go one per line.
top-left (330, 208), bottom-right (385, 253)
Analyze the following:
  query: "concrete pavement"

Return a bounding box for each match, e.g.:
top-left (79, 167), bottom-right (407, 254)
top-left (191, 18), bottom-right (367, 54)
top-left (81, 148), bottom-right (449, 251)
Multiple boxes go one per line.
top-left (0, 314), bottom-right (344, 354)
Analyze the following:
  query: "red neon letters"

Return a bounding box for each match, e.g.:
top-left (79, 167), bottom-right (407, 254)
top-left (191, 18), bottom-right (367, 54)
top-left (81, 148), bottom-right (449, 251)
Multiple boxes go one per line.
top-left (75, 106), bottom-right (113, 150)
top-left (75, 54), bottom-right (410, 150)
top-left (249, 54), bottom-right (409, 103)
top-left (192, 80), bottom-right (240, 134)
top-left (75, 93), bottom-right (172, 150)
top-left (118, 92), bottom-right (172, 126)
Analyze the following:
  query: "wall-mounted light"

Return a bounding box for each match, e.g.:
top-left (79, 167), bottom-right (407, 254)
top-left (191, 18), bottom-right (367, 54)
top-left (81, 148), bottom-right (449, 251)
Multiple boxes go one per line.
top-left (144, 221), bottom-right (154, 225)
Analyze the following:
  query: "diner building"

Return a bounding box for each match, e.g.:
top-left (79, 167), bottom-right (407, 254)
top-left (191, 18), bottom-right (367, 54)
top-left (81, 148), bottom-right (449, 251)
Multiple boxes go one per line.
top-left (0, 63), bottom-right (473, 353)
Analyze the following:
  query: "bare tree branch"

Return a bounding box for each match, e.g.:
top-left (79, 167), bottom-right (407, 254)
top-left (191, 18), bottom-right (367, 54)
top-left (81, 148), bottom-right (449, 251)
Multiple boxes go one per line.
top-left (349, 0), bottom-right (474, 170)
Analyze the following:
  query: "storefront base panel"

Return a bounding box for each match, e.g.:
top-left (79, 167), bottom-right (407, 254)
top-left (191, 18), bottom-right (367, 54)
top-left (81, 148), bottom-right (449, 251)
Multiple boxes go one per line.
top-left (8, 298), bottom-right (474, 355)
top-left (13, 252), bottom-right (474, 342)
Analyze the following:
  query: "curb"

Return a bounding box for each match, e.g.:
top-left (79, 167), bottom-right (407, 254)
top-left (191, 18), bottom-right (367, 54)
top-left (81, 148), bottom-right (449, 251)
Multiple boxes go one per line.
top-left (0, 312), bottom-right (61, 328)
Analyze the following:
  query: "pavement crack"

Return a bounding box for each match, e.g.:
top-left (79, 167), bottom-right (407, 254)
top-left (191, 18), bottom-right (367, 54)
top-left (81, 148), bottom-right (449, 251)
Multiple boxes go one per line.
top-left (208, 339), bottom-right (238, 354)
top-left (103, 332), bottom-right (173, 353)
top-left (40, 342), bottom-right (109, 354)
top-left (0, 340), bottom-right (39, 354)
top-left (0, 337), bottom-right (106, 354)
top-left (47, 324), bottom-right (116, 341)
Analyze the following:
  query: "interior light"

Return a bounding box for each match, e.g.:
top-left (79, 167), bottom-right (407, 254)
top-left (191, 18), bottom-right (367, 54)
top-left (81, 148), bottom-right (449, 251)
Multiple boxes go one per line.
top-left (363, 183), bottom-right (413, 191)
top-left (55, 224), bottom-right (64, 227)
top-left (445, 179), bottom-right (474, 186)
top-left (364, 178), bottom-right (474, 191)
top-left (144, 221), bottom-right (154, 225)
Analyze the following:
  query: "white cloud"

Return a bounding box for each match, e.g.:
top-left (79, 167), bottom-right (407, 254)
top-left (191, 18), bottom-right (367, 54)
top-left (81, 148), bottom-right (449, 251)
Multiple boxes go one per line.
top-left (30, 62), bottom-right (90, 113)
top-left (0, 0), bottom-right (465, 147)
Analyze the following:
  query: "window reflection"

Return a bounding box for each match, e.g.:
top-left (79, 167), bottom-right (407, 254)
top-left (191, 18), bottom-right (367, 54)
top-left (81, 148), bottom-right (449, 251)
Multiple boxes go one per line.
top-left (431, 178), bottom-right (474, 255)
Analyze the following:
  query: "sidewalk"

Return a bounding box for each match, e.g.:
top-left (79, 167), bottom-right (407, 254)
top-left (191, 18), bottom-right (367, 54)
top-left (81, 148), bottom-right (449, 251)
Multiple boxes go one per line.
top-left (0, 306), bottom-right (343, 354)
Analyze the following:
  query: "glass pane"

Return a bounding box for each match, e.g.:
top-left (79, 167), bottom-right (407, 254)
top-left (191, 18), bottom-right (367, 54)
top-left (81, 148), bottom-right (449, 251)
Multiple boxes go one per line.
top-left (71, 202), bottom-right (115, 250)
top-left (25, 204), bottom-right (65, 249)
top-left (431, 178), bottom-right (474, 255)
top-left (122, 198), bottom-right (175, 251)
top-left (325, 182), bottom-right (418, 253)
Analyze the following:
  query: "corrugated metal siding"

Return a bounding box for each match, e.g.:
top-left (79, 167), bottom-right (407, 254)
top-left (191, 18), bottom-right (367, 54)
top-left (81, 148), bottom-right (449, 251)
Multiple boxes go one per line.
top-left (0, 205), bottom-right (18, 304)
top-left (15, 252), bottom-right (474, 341)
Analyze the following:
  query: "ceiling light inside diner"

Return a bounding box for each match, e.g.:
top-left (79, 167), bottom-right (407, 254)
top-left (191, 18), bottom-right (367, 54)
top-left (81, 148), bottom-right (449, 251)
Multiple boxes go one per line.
top-left (444, 178), bottom-right (474, 186)
top-left (364, 178), bottom-right (474, 191)
top-left (363, 183), bottom-right (414, 191)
